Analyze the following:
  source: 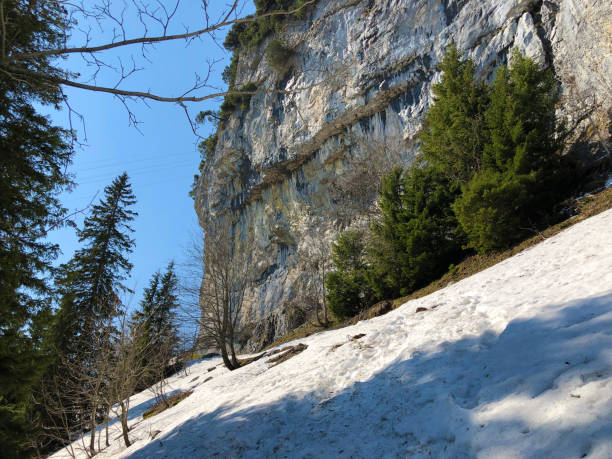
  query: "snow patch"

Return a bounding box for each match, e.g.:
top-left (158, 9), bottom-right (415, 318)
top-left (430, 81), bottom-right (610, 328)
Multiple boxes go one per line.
top-left (52, 209), bottom-right (612, 458)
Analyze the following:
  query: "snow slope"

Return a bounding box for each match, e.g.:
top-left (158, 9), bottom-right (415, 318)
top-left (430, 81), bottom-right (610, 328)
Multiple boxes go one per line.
top-left (53, 209), bottom-right (612, 458)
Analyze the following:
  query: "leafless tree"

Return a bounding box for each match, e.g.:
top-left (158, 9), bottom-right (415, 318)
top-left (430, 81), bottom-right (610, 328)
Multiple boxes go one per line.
top-left (105, 307), bottom-right (151, 448)
top-left (0, 0), bottom-right (322, 132)
top-left (195, 216), bottom-right (254, 370)
top-left (329, 133), bottom-right (405, 227)
top-left (296, 235), bottom-right (331, 326)
top-left (40, 308), bottom-right (117, 457)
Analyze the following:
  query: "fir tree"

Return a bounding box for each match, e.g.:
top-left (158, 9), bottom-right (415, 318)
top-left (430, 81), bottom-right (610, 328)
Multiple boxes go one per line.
top-left (47, 173), bottom-right (137, 455)
top-left (130, 262), bottom-right (180, 388)
top-left (454, 50), bottom-right (569, 252)
top-left (369, 165), bottom-right (465, 297)
top-left (0, 2), bottom-right (73, 455)
top-left (325, 231), bottom-right (375, 320)
top-left (419, 44), bottom-right (489, 185)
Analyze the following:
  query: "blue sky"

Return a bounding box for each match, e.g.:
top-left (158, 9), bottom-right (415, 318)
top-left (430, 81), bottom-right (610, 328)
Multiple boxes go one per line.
top-left (48, 1), bottom-right (255, 312)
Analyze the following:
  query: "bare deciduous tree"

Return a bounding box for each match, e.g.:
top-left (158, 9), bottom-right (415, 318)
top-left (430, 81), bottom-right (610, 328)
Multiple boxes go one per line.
top-left (196, 217), bottom-right (254, 370)
top-left (296, 235), bottom-right (331, 326)
top-left (329, 133), bottom-right (405, 226)
top-left (0, 0), bottom-right (320, 132)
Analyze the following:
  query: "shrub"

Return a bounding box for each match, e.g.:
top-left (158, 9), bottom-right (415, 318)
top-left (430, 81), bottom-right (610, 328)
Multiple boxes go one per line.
top-left (219, 82), bottom-right (258, 121)
top-left (224, 1), bottom-right (316, 52)
top-left (266, 39), bottom-right (295, 73)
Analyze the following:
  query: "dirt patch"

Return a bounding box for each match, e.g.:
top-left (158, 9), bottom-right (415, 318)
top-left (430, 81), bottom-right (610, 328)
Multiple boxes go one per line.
top-left (267, 343), bottom-right (308, 367)
top-left (143, 391), bottom-right (193, 420)
top-left (344, 301), bottom-right (393, 326)
top-left (239, 352), bottom-right (267, 367)
top-left (415, 307), bottom-right (428, 313)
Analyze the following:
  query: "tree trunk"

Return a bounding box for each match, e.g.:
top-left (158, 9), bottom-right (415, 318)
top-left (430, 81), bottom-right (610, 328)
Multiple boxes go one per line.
top-left (229, 339), bottom-right (240, 369)
top-left (89, 408), bottom-right (96, 456)
top-left (219, 341), bottom-right (235, 370)
top-left (119, 400), bottom-right (131, 447)
top-left (105, 409), bottom-right (110, 447)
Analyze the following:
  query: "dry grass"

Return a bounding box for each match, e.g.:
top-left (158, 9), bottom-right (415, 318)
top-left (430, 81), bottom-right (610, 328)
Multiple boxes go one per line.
top-left (142, 391), bottom-right (193, 420)
top-left (266, 344), bottom-right (308, 366)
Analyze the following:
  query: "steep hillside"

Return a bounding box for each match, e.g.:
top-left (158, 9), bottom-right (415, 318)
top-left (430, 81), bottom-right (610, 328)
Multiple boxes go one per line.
top-left (53, 208), bottom-right (612, 458)
top-left (193, 0), bottom-right (612, 349)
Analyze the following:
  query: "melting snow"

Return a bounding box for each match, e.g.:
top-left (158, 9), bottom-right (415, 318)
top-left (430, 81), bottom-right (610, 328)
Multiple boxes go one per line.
top-left (53, 209), bottom-right (612, 458)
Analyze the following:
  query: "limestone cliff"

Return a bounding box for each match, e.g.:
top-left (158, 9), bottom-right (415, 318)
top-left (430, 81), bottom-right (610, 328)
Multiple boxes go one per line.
top-left (194, 0), bottom-right (612, 351)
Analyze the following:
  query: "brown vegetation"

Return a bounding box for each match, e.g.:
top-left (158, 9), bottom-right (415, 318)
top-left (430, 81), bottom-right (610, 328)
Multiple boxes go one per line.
top-left (142, 391), bottom-right (193, 420)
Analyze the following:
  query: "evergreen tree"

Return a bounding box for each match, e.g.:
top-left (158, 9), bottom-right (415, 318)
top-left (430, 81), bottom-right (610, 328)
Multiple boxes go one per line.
top-left (419, 44), bottom-right (489, 185)
top-left (130, 262), bottom-right (180, 388)
top-left (369, 165), bottom-right (465, 297)
top-left (325, 231), bottom-right (375, 320)
top-left (47, 173), bottom-right (137, 454)
top-left (454, 50), bottom-right (569, 252)
top-left (0, 2), bottom-right (73, 455)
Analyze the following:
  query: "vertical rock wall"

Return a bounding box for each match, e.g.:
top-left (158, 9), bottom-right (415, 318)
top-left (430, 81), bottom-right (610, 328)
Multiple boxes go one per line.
top-left (194, 0), bottom-right (612, 351)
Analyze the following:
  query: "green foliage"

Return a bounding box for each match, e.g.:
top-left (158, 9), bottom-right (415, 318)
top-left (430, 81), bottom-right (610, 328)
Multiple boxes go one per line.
top-left (266, 39), bottom-right (295, 73)
top-left (369, 165), bottom-right (465, 297)
top-left (0, 1), bottom-right (73, 454)
top-left (220, 82), bottom-right (259, 120)
top-left (453, 50), bottom-right (570, 252)
top-left (453, 170), bottom-right (532, 253)
top-left (224, 1), bottom-right (315, 52)
top-left (190, 133), bottom-right (219, 199)
top-left (325, 231), bottom-right (375, 320)
top-left (419, 44), bottom-right (490, 185)
top-left (421, 46), bottom-right (570, 253)
top-left (222, 53), bottom-right (240, 88)
top-left (130, 262), bottom-right (180, 389)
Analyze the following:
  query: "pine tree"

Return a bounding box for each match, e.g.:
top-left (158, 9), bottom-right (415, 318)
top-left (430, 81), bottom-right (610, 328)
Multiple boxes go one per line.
top-left (0, 2), bottom-right (73, 455)
top-left (47, 173), bottom-right (137, 455)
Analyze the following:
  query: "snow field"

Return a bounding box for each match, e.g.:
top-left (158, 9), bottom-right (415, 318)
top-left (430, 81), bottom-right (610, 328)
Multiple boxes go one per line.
top-left (53, 209), bottom-right (612, 458)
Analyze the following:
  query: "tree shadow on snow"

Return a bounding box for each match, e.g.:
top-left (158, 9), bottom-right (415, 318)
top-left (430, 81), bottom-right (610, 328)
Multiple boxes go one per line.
top-left (130, 292), bottom-right (612, 458)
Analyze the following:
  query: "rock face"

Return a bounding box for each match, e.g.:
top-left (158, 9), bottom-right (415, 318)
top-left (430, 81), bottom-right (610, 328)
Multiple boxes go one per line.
top-left (194, 0), bottom-right (612, 351)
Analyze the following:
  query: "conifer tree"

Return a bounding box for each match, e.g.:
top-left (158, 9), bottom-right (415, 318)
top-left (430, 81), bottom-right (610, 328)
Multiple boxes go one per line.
top-left (325, 231), bottom-right (375, 320)
top-left (419, 44), bottom-right (489, 185)
top-left (369, 165), bottom-right (464, 297)
top-left (47, 173), bottom-right (137, 455)
top-left (0, 2), bottom-right (73, 454)
top-left (454, 50), bottom-right (569, 252)
top-left (130, 262), bottom-right (180, 388)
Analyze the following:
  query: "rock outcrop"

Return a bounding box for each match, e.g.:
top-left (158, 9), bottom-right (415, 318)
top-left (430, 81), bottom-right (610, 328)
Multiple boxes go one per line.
top-left (194, 0), bottom-right (612, 351)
